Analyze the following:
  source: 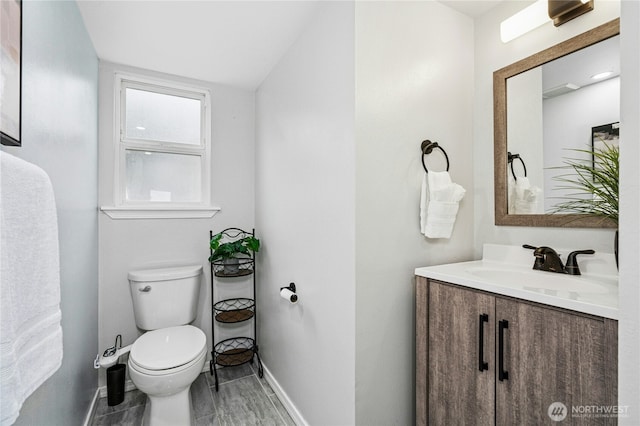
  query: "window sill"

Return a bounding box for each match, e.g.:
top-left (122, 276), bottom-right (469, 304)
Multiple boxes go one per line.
top-left (100, 206), bottom-right (221, 220)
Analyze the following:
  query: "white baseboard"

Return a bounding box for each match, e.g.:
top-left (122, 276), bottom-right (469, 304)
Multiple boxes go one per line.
top-left (94, 360), bottom-right (211, 400)
top-left (82, 387), bottom-right (100, 426)
top-left (261, 362), bottom-right (308, 426)
top-left (85, 360), bottom-right (304, 426)
top-left (84, 379), bottom-right (137, 425)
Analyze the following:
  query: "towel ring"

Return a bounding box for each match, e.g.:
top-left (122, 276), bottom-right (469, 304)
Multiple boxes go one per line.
top-left (507, 152), bottom-right (527, 181)
top-left (421, 140), bottom-right (450, 173)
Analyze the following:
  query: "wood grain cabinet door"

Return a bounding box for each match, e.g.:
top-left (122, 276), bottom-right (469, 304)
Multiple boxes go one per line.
top-left (495, 297), bottom-right (618, 426)
top-left (427, 281), bottom-right (496, 425)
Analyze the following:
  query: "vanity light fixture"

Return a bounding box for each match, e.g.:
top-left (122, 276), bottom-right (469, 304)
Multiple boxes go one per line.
top-left (549, 0), bottom-right (594, 27)
top-left (135, 126), bottom-right (146, 130)
top-left (500, 0), bottom-right (550, 43)
top-left (501, 0), bottom-right (594, 43)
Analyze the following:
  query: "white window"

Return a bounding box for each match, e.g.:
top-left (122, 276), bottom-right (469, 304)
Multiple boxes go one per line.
top-left (106, 73), bottom-right (216, 218)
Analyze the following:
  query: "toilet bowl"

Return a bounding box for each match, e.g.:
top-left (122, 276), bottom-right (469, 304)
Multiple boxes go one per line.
top-left (128, 325), bottom-right (207, 426)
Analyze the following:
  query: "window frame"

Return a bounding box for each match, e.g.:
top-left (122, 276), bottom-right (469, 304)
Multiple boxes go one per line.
top-left (112, 72), bottom-right (212, 211)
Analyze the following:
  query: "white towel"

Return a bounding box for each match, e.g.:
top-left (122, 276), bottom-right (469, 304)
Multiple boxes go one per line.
top-left (0, 152), bottom-right (62, 426)
top-left (508, 176), bottom-right (541, 214)
top-left (420, 171), bottom-right (465, 239)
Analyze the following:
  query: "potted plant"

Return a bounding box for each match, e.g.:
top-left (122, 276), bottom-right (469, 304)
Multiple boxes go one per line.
top-left (209, 232), bottom-right (260, 275)
top-left (550, 141), bottom-right (619, 264)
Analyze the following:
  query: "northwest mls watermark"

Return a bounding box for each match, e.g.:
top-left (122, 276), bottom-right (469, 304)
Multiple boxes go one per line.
top-left (548, 402), bottom-right (630, 422)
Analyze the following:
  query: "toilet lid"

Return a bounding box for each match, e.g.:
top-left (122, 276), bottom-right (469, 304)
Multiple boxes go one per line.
top-left (130, 325), bottom-right (206, 371)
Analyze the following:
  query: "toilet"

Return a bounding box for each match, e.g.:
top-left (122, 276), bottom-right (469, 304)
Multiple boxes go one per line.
top-left (127, 264), bottom-right (207, 426)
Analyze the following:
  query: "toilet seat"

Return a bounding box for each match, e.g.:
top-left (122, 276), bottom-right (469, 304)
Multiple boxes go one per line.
top-left (129, 346), bottom-right (206, 377)
top-left (129, 325), bottom-right (206, 375)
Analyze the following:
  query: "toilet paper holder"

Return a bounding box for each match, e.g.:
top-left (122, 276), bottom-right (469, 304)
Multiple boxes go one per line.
top-left (280, 283), bottom-right (298, 303)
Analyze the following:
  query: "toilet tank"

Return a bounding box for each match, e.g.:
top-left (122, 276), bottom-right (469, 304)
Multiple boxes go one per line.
top-left (128, 264), bottom-right (203, 330)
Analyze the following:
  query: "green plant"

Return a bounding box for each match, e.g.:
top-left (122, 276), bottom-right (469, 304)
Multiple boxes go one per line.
top-left (209, 232), bottom-right (260, 263)
top-left (549, 142), bottom-right (619, 223)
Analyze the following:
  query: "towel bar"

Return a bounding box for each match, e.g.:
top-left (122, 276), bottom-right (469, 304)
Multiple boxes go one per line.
top-left (507, 152), bottom-right (527, 180)
top-left (421, 140), bottom-right (450, 173)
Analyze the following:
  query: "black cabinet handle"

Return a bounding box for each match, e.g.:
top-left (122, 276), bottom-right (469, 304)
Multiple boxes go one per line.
top-left (478, 314), bottom-right (489, 372)
top-left (498, 319), bottom-right (509, 381)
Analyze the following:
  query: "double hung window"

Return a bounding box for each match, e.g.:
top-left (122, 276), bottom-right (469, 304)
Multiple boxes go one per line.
top-left (114, 74), bottom-right (211, 210)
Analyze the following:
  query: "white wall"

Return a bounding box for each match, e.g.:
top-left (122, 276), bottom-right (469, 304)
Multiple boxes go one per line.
top-left (474, 0), bottom-right (640, 420)
top-left (97, 61), bottom-right (255, 386)
top-left (255, 3), bottom-right (356, 424)
top-left (256, 4), bottom-right (474, 425)
top-left (473, 0), bottom-right (620, 257)
top-left (355, 2), bottom-right (474, 424)
top-left (619, 1), bottom-right (640, 422)
top-left (2, 1), bottom-right (99, 424)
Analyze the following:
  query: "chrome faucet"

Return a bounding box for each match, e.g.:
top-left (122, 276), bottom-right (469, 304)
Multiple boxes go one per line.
top-left (523, 245), bottom-right (595, 275)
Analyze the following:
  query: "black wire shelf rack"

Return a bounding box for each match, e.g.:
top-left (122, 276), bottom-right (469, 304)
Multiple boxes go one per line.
top-left (212, 258), bottom-right (254, 277)
top-left (213, 298), bottom-right (255, 323)
top-left (214, 337), bottom-right (258, 367)
top-left (209, 228), bottom-right (263, 392)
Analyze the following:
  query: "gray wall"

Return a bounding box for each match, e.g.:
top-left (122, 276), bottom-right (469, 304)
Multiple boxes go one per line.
top-left (619, 0), bottom-right (640, 422)
top-left (472, 0), bottom-right (620, 255)
top-left (97, 61), bottom-right (256, 387)
top-left (255, 2), bottom-right (474, 424)
top-left (2, 1), bottom-right (99, 424)
top-left (255, 3), bottom-right (356, 424)
top-left (472, 1), bottom-right (640, 420)
top-left (355, 3), bottom-right (474, 424)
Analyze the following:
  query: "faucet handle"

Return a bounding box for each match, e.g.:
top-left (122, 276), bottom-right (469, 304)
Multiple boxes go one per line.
top-left (523, 244), bottom-right (544, 269)
top-left (530, 246), bottom-right (565, 273)
top-left (565, 250), bottom-right (595, 276)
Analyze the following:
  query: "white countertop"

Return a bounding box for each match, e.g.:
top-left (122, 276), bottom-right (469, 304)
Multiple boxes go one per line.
top-left (415, 244), bottom-right (619, 320)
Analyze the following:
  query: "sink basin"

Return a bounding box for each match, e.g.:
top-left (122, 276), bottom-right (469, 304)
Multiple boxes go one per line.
top-left (466, 268), bottom-right (612, 294)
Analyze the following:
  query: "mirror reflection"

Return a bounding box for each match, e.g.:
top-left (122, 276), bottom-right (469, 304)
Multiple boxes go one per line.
top-left (494, 19), bottom-right (619, 227)
top-left (506, 35), bottom-right (620, 215)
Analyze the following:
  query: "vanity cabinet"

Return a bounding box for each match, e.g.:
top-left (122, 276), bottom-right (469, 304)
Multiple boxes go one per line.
top-left (416, 277), bottom-right (618, 426)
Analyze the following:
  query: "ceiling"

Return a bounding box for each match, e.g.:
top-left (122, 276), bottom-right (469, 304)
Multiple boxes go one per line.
top-left (437, 0), bottom-right (504, 18)
top-left (77, 1), bottom-right (502, 91)
top-left (542, 34), bottom-right (620, 94)
top-left (77, 1), bottom-right (321, 90)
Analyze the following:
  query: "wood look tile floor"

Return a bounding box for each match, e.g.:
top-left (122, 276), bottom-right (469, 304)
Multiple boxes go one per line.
top-left (91, 364), bottom-right (295, 426)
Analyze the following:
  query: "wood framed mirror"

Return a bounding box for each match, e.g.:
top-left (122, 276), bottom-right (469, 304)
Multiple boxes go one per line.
top-left (494, 18), bottom-right (619, 228)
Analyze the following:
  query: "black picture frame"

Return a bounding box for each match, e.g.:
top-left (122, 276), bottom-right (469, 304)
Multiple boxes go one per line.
top-left (1, 0), bottom-right (22, 147)
top-left (591, 122), bottom-right (619, 180)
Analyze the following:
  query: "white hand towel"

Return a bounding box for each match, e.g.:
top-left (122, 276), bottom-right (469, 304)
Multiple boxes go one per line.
top-left (420, 171), bottom-right (465, 239)
top-left (420, 174), bottom-right (428, 234)
top-left (508, 176), bottom-right (517, 214)
top-left (509, 176), bottom-right (541, 214)
top-left (1, 152), bottom-right (62, 426)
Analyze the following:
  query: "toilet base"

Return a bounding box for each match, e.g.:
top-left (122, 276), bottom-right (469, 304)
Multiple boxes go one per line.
top-left (142, 387), bottom-right (195, 426)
